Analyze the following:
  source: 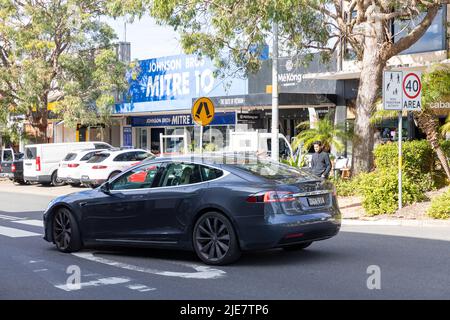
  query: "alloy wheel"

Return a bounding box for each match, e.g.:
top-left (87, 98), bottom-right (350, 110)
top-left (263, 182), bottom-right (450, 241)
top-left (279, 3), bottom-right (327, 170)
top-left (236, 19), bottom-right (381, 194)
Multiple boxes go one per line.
top-left (195, 216), bottom-right (231, 262)
top-left (53, 209), bottom-right (72, 251)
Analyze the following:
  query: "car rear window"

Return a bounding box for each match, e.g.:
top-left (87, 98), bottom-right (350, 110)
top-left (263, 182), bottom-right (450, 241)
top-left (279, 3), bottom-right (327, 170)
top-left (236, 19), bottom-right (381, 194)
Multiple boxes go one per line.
top-left (87, 153), bottom-right (110, 163)
top-left (233, 160), bottom-right (315, 181)
top-left (80, 151), bottom-right (99, 161)
top-left (25, 147), bottom-right (37, 160)
top-left (2, 150), bottom-right (13, 161)
top-left (63, 153), bottom-right (77, 161)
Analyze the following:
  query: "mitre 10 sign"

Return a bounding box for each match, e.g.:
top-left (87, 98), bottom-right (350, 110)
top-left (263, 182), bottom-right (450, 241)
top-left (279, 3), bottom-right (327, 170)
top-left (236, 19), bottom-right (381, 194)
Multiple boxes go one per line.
top-left (383, 70), bottom-right (422, 111)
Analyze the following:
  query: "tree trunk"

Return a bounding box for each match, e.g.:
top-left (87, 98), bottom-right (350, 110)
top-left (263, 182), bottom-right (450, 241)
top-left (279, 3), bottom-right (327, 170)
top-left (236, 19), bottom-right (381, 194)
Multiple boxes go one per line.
top-left (351, 32), bottom-right (385, 175)
top-left (414, 109), bottom-right (450, 180)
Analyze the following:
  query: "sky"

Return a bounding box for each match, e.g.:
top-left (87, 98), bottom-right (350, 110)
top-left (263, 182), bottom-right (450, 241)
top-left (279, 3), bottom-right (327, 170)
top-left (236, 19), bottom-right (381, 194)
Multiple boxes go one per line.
top-left (106, 15), bottom-right (184, 60)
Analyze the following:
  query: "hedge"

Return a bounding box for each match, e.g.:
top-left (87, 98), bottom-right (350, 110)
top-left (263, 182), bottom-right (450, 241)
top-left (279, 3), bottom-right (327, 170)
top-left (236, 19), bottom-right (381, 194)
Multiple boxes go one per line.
top-left (427, 189), bottom-right (450, 219)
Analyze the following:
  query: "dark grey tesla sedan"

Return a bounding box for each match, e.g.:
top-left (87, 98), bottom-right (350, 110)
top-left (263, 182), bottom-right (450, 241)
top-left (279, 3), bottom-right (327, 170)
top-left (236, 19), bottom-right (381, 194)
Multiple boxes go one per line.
top-left (43, 155), bottom-right (341, 265)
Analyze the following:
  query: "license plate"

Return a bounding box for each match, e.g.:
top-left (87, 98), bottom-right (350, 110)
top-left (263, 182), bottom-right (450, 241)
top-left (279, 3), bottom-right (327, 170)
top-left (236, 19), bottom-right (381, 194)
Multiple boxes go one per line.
top-left (307, 196), bottom-right (326, 207)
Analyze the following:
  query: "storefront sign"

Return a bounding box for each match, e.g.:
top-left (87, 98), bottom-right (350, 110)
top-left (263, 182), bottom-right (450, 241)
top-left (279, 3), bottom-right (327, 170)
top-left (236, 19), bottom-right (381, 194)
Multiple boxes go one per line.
top-left (131, 112), bottom-right (235, 127)
top-left (237, 113), bottom-right (260, 122)
top-left (115, 54), bottom-right (246, 114)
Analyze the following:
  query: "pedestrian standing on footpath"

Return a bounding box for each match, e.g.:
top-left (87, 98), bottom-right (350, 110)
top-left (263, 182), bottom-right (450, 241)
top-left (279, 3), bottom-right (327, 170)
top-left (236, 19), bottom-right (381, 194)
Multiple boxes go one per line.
top-left (310, 141), bottom-right (331, 179)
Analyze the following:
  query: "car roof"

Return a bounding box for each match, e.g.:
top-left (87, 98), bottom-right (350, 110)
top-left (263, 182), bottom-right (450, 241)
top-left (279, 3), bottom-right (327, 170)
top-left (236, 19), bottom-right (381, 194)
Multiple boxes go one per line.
top-left (95, 148), bottom-right (150, 155)
top-left (145, 152), bottom-right (269, 166)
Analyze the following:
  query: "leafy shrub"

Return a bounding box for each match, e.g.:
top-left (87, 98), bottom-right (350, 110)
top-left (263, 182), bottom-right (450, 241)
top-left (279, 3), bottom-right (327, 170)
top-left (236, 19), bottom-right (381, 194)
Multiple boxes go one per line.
top-left (374, 140), bottom-right (434, 179)
top-left (441, 140), bottom-right (450, 159)
top-left (358, 168), bottom-right (428, 215)
top-left (331, 176), bottom-right (362, 197)
top-left (427, 189), bottom-right (450, 219)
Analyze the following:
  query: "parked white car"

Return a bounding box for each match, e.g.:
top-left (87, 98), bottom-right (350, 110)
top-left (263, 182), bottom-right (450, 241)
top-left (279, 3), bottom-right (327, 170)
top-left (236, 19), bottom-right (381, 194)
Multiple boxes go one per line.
top-left (79, 148), bottom-right (155, 187)
top-left (58, 149), bottom-right (109, 186)
top-left (23, 142), bottom-right (112, 186)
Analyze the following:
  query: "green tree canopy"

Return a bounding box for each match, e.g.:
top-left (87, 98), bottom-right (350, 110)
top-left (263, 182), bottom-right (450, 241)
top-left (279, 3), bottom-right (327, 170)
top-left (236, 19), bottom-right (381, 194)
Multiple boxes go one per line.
top-left (0, 0), bottom-right (127, 140)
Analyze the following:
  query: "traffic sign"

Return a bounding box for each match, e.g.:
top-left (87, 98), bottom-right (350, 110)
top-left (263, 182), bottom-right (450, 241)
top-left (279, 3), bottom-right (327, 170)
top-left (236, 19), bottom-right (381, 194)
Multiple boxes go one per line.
top-left (402, 72), bottom-right (422, 111)
top-left (383, 71), bottom-right (402, 110)
top-left (192, 97), bottom-right (215, 126)
top-left (383, 70), bottom-right (422, 111)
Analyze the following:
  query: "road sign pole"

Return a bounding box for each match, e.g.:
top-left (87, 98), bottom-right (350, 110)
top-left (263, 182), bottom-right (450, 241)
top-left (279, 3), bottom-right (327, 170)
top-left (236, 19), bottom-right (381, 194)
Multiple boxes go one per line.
top-left (200, 125), bottom-right (203, 155)
top-left (398, 111), bottom-right (402, 210)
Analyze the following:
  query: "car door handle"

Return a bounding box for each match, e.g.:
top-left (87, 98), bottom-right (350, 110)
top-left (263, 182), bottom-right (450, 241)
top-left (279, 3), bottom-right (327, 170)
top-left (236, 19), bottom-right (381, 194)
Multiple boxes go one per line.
top-left (79, 202), bottom-right (88, 207)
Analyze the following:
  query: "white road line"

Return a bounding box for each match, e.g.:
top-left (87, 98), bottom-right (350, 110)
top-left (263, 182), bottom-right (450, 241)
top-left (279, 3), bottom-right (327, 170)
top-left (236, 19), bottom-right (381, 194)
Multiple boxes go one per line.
top-left (72, 252), bottom-right (226, 280)
top-left (13, 220), bottom-right (44, 227)
top-left (55, 277), bottom-right (131, 292)
top-left (0, 214), bottom-right (26, 221)
top-left (0, 225), bottom-right (41, 238)
top-left (127, 284), bottom-right (157, 292)
top-left (33, 269), bottom-right (48, 272)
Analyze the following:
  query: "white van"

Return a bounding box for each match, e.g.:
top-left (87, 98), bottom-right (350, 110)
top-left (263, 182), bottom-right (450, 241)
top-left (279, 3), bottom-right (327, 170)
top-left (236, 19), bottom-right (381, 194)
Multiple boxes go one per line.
top-left (23, 142), bottom-right (112, 186)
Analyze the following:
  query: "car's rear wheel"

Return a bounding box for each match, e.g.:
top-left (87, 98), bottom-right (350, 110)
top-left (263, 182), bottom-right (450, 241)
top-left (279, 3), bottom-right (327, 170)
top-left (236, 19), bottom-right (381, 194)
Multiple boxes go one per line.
top-left (52, 208), bottom-right (82, 253)
top-left (193, 212), bottom-right (241, 265)
top-left (282, 241), bottom-right (313, 251)
top-left (51, 171), bottom-right (65, 186)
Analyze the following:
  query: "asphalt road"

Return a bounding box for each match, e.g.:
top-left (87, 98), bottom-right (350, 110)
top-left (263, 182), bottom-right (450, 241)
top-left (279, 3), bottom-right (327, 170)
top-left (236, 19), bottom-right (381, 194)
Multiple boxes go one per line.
top-left (1, 186), bottom-right (450, 300)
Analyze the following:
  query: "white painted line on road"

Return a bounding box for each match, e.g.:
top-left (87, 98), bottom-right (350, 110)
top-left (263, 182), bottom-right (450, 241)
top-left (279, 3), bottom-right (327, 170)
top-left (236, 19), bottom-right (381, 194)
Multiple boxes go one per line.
top-left (127, 284), bottom-right (157, 292)
top-left (72, 252), bottom-right (226, 280)
top-left (0, 214), bottom-right (26, 221)
top-left (33, 269), bottom-right (48, 272)
top-left (13, 219), bottom-right (44, 227)
top-left (0, 225), bottom-right (41, 238)
top-left (55, 277), bottom-right (131, 292)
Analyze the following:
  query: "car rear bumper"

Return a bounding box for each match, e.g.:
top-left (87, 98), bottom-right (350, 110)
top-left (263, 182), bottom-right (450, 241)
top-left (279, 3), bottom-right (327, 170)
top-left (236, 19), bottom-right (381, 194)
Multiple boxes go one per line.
top-left (24, 175), bottom-right (52, 183)
top-left (59, 177), bottom-right (81, 184)
top-left (234, 210), bottom-right (341, 251)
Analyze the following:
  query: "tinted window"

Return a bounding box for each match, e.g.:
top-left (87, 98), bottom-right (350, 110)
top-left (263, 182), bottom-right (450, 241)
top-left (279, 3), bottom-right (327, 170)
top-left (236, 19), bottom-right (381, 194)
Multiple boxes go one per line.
top-left (87, 153), bottom-right (110, 163)
top-left (113, 152), bottom-right (133, 162)
top-left (25, 147), bottom-right (37, 160)
top-left (159, 163), bottom-right (202, 187)
top-left (134, 152), bottom-right (153, 161)
top-left (200, 165), bottom-right (223, 181)
top-left (233, 160), bottom-right (316, 181)
top-left (394, 7), bottom-right (445, 54)
top-left (110, 163), bottom-right (162, 190)
top-left (2, 150), bottom-right (13, 161)
top-left (16, 153), bottom-right (24, 160)
top-left (80, 151), bottom-right (99, 161)
top-left (64, 153), bottom-right (77, 161)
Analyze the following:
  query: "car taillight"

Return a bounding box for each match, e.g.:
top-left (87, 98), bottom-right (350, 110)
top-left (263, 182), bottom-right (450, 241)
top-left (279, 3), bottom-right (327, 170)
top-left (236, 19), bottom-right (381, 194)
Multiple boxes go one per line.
top-left (36, 156), bottom-right (41, 171)
top-left (68, 164), bottom-right (79, 168)
top-left (92, 165), bottom-right (107, 169)
top-left (247, 191), bottom-right (296, 203)
top-left (11, 164), bottom-right (16, 172)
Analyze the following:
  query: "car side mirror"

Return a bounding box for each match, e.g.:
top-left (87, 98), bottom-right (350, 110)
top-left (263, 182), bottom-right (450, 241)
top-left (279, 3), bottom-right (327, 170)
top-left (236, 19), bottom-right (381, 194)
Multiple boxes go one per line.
top-left (100, 182), bottom-right (111, 194)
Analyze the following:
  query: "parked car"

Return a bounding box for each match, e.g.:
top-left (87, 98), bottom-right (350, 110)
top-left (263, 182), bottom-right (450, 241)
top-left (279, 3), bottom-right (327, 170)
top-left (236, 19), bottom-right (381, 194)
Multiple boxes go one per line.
top-left (0, 150), bottom-right (26, 184)
top-left (58, 149), bottom-right (109, 187)
top-left (43, 155), bottom-right (341, 265)
top-left (78, 148), bottom-right (155, 188)
top-left (23, 142), bottom-right (112, 186)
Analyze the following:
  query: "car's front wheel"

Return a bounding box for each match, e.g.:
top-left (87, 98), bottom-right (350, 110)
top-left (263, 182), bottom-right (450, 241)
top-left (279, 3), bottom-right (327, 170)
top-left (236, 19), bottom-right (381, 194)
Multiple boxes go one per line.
top-left (193, 212), bottom-right (241, 265)
top-left (52, 208), bottom-right (82, 253)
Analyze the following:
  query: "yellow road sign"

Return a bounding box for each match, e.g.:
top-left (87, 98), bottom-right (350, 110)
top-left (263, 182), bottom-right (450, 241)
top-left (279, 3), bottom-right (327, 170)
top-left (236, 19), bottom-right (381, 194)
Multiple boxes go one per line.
top-left (192, 97), bottom-right (215, 126)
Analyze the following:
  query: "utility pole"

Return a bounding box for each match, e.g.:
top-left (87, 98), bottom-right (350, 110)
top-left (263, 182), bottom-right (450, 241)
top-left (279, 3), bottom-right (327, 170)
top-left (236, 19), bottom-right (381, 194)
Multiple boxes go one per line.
top-left (271, 22), bottom-right (279, 162)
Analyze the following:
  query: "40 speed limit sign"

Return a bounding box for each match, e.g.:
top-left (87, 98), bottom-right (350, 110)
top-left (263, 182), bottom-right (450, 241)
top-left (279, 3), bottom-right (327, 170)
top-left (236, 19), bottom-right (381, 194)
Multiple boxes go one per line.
top-left (383, 70), bottom-right (422, 111)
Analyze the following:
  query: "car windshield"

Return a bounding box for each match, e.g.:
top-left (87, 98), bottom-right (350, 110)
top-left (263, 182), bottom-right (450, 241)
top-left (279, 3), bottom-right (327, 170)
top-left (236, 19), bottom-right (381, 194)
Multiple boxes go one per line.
top-left (2, 150), bottom-right (13, 161)
top-left (233, 160), bottom-right (316, 181)
top-left (87, 153), bottom-right (110, 163)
